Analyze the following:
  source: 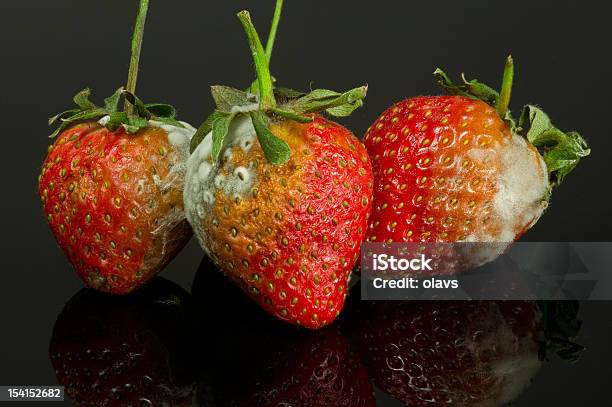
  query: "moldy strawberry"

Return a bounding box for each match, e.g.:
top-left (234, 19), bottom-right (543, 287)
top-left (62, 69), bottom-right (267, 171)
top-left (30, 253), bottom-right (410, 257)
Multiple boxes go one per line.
top-left (38, 0), bottom-right (195, 294)
top-left (184, 1), bottom-right (373, 329)
top-left (364, 57), bottom-right (590, 244)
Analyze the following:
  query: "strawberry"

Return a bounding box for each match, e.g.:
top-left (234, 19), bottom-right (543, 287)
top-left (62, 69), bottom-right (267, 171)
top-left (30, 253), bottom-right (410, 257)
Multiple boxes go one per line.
top-left (38, 0), bottom-right (195, 294)
top-left (184, 2), bottom-right (373, 328)
top-left (343, 298), bottom-right (583, 407)
top-left (49, 278), bottom-right (198, 407)
top-left (364, 57), bottom-right (589, 244)
top-left (192, 259), bottom-right (376, 407)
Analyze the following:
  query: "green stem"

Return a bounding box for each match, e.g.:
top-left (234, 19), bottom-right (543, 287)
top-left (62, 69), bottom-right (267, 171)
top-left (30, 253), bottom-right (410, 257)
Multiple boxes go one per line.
top-left (265, 0), bottom-right (284, 64)
top-left (496, 55), bottom-right (514, 117)
top-left (238, 10), bottom-right (277, 111)
top-left (125, 0), bottom-right (150, 115)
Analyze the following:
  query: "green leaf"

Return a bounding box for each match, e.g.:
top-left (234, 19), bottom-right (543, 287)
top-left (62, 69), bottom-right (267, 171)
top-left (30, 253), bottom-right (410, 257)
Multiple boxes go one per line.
top-left (461, 73), bottom-right (500, 106)
top-left (211, 85), bottom-right (257, 113)
top-left (49, 87), bottom-right (183, 139)
top-left (190, 110), bottom-right (227, 154)
top-left (327, 98), bottom-right (364, 117)
top-left (122, 115), bottom-right (149, 134)
top-left (434, 68), bottom-right (470, 96)
top-left (250, 111), bottom-right (291, 165)
top-left (290, 86), bottom-right (368, 116)
top-left (434, 68), bottom-right (499, 106)
top-left (104, 87), bottom-right (124, 113)
top-left (519, 104), bottom-right (552, 140)
top-left (122, 90), bottom-right (151, 119)
top-left (48, 108), bottom-right (81, 126)
top-left (60, 108), bottom-right (108, 123)
top-left (275, 87), bottom-right (306, 100)
top-left (73, 88), bottom-right (97, 110)
top-left (145, 103), bottom-right (177, 119)
top-left (153, 116), bottom-right (185, 128)
top-left (270, 107), bottom-right (313, 123)
top-left (49, 108), bottom-right (108, 138)
top-left (519, 105), bottom-right (590, 186)
top-left (106, 111), bottom-right (128, 131)
top-left (211, 112), bottom-right (237, 163)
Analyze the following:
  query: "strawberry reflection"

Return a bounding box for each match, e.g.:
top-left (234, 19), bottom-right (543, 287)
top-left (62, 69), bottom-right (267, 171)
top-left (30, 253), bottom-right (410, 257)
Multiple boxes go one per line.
top-left (49, 278), bottom-right (198, 407)
top-left (342, 296), bottom-right (583, 407)
top-left (193, 257), bottom-right (376, 407)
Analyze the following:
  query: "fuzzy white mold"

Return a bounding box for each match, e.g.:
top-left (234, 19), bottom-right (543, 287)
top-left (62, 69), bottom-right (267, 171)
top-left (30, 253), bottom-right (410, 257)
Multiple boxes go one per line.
top-left (184, 115), bottom-right (260, 251)
top-left (494, 134), bottom-right (549, 238)
top-left (468, 134), bottom-right (549, 243)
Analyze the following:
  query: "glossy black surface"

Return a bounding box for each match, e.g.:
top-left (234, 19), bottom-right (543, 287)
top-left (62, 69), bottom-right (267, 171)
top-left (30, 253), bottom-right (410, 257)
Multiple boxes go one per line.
top-left (1, 0), bottom-right (611, 406)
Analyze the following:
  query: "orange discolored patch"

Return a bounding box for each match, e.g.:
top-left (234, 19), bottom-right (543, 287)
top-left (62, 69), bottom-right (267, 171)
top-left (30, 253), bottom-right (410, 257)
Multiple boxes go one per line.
top-left (186, 115), bottom-right (373, 328)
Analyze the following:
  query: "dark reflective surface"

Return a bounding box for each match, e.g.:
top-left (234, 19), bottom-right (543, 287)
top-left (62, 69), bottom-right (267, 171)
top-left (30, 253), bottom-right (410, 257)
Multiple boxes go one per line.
top-left (39, 259), bottom-right (603, 406)
top-left (49, 278), bottom-right (199, 406)
top-left (342, 296), bottom-right (580, 407)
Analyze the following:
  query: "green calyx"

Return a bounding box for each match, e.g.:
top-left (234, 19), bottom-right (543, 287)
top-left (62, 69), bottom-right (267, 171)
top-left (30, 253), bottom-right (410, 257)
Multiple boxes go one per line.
top-left (49, 87), bottom-right (183, 138)
top-left (434, 56), bottom-right (590, 188)
top-left (190, 2), bottom-right (368, 165)
top-left (48, 0), bottom-right (183, 138)
top-left (536, 300), bottom-right (584, 363)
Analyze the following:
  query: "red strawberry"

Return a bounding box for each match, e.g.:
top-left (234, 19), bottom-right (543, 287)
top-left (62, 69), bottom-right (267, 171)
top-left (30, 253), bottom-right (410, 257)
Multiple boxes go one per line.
top-left (38, 0), bottom-right (195, 294)
top-left (49, 278), bottom-right (198, 407)
top-left (343, 299), bottom-right (583, 407)
top-left (184, 4), bottom-right (372, 328)
top-left (192, 259), bottom-right (376, 407)
top-left (364, 57), bottom-right (589, 244)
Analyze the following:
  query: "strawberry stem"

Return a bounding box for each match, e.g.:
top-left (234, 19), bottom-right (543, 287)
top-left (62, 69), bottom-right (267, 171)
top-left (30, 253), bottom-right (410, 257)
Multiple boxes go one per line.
top-left (496, 55), bottom-right (514, 117)
top-left (265, 0), bottom-right (284, 64)
top-left (125, 0), bottom-right (150, 115)
top-left (238, 10), bottom-right (277, 112)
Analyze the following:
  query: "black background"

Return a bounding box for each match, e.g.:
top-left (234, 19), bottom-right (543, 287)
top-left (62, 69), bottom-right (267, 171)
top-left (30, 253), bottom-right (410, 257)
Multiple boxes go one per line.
top-left (1, 0), bottom-right (611, 406)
